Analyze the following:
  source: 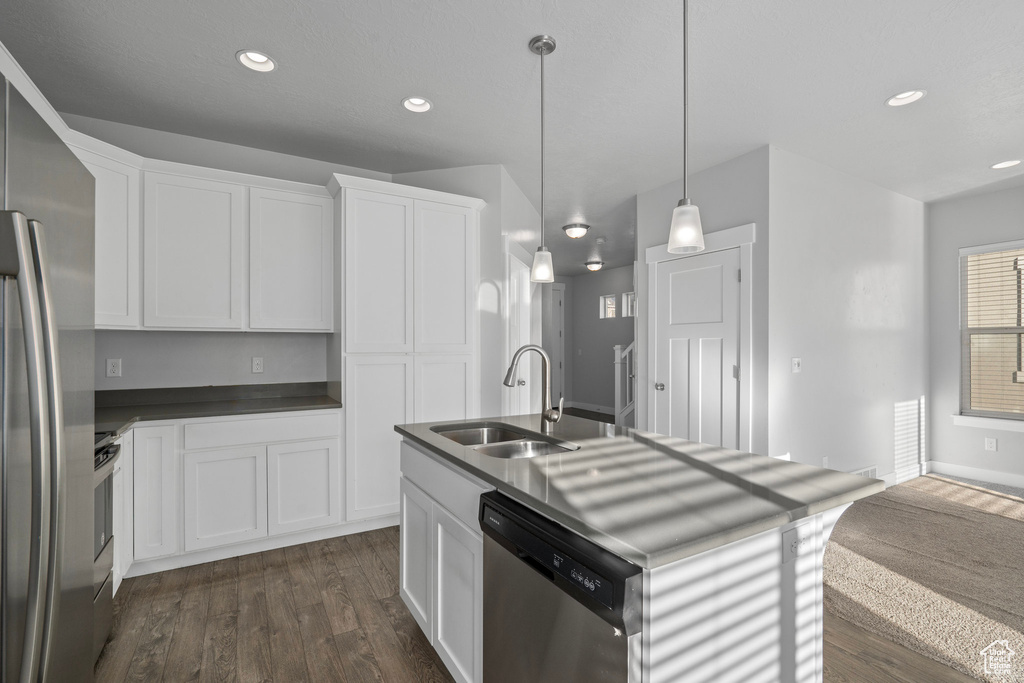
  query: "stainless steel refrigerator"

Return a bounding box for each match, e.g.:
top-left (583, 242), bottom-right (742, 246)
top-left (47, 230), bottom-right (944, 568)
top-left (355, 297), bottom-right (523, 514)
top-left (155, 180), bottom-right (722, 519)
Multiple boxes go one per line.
top-left (1, 76), bottom-right (96, 682)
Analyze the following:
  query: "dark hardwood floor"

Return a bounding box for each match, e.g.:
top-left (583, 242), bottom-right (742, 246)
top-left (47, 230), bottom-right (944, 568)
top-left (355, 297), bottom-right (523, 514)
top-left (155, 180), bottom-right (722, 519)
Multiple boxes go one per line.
top-left (98, 525), bottom-right (974, 682)
top-left (95, 526), bottom-right (453, 683)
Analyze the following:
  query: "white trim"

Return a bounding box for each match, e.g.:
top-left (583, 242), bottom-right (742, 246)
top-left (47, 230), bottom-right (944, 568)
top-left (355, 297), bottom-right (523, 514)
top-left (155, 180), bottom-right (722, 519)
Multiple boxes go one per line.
top-left (925, 461), bottom-right (1024, 491)
top-left (951, 414), bottom-right (1024, 433)
top-left (143, 157), bottom-right (331, 197)
top-left (0, 40), bottom-right (70, 138)
top-left (646, 223), bottom-right (756, 453)
top-left (66, 132), bottom-right (145, 167)
top-left (505, 236), bottom-right (534, 269)
top-left (125, 513), bottom-right (398, 577)
top-left (328, 172), bottom-right (486, 211)
top-left (645, 222), bottom-right (756, 264)
top-left (958, 238), bottom-right (1024, 258)
top-left (565, 400), bottom-right (615, 415)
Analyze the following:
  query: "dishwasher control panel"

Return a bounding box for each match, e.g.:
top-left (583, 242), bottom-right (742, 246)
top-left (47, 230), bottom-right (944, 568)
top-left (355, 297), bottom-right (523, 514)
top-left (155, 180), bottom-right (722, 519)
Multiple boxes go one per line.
top-left (483, 506), bottom-right (615, 609)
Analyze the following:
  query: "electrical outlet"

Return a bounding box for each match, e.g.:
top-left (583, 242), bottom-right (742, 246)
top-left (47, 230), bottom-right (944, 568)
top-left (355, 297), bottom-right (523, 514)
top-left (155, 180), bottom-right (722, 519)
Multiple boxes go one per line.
top-left (985, 437), bottom-right (997, 452)
top-left (252, 357), bottom-right (264, 374)
top-left (105, 358), bottom-right (121, 378)
top-left (791, 357), bottom-right (802, 373)
top-left (782, 524), bottom-right (813, 563)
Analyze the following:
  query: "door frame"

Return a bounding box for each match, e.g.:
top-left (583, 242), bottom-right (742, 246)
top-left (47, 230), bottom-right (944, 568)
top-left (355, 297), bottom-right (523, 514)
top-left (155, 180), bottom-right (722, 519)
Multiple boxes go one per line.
top-left (645, 223), bottom-right (755, 451)
top-left (503, 237), bottom-right (536, 416)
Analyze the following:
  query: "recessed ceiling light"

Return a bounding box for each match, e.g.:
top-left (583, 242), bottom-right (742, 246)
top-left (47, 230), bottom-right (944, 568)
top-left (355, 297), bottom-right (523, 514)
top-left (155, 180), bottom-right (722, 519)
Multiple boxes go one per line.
top-left (585, 261), bottom-right (604, 271)
top-left (886, 90), bottom-right (926, 107)
top-left (236, 50), bottom-right (275, 72)
top-left (991, 160), bottom-right (1021, 170)
top-left (562, 223), bottom-right (590, 238)
top-left (403, 97), bottom-right (432, 113)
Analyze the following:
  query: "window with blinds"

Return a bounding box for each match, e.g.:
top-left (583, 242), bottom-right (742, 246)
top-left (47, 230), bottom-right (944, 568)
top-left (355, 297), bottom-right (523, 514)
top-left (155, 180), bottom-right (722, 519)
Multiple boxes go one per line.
top-left (960, 241), bottom-right (1024, 418)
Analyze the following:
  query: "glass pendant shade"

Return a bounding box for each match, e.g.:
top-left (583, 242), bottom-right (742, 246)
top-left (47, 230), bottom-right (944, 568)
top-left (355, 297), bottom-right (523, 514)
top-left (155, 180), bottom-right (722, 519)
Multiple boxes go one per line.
top-left (530, 246), bottom-right (554, 283)
top-left (667, 200), bottom-right (705, 253)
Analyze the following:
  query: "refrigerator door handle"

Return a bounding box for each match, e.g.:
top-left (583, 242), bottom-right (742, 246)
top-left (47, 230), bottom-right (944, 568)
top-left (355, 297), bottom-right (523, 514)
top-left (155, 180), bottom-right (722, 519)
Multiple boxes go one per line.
top-left (29, 219), bottom-right (67, 682)
top-left (0, 211), bottom-right (52, 683)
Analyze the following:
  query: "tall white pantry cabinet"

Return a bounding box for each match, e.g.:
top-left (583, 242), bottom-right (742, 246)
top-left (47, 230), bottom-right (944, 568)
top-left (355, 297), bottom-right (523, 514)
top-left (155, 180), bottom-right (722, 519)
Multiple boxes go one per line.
top-left (330, 177), bottom-right (484, 522)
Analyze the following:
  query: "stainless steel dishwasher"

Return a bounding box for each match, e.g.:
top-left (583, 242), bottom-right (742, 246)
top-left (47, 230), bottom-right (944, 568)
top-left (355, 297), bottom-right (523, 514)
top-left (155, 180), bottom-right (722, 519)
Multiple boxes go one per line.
top-left (479, 491), bottom-right (643, 682)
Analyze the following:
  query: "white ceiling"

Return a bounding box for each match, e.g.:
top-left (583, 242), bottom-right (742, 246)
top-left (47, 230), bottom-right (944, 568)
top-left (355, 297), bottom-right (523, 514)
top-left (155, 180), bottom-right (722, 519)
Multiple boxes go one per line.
top-left (2, 0), bottom-right (1024, 275)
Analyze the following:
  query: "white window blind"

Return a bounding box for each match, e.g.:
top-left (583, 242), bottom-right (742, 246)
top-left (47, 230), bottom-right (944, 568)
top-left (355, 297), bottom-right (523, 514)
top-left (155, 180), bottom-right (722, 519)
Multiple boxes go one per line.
top-left (960, 242), bottom-right (1024, 418)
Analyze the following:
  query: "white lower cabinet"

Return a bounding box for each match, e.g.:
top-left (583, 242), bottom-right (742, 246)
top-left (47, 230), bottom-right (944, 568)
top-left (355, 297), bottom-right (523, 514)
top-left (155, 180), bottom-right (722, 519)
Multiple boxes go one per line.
top-left (183, 446), bottom-right (268, 551)
top-left (132, 425), bottom-right (178, 560)
top-left (268, 438), bottom-right (342, 535)
top-left (400, 441), bottom-right (491, 683)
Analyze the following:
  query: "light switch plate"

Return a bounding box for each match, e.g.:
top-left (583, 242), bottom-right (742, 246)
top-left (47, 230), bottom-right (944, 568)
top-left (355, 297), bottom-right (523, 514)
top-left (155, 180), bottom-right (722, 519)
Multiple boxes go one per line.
top-left (791, 357), bottom-right (802, 373)
top-left (105, 358), bottom-right (121, 378)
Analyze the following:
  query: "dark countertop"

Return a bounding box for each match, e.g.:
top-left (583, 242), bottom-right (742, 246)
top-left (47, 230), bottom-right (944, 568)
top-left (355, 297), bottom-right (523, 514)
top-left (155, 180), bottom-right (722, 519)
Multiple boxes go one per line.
top-left (95, 382), bottom-right (341, 435)
top-left (396, 414), bottom-right (883, 569)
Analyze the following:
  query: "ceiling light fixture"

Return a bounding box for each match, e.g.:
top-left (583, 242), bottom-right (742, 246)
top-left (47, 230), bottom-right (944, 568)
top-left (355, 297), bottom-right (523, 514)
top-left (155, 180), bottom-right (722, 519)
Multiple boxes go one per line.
top-left (667, 0), bottom-right (705, 254)
top-left (585, 261), bottom-right (604, 271)
top-left (886, 90), bottom-right (926, 107)
top-left (236, 50), bottom-right (276, 72)
top-left (562, 223), bottom-right (590, 239)
top-left (991, 160), bottom-right (1021, 170)
top-left (403, 97), bottom-right (432, 113)
top-left (529, 35), bottom-right (557, 283)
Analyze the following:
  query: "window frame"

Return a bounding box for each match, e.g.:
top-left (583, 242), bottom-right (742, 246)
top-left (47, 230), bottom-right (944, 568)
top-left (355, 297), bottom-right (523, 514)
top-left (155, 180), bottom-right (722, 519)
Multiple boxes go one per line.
top-left (959, 238), bottom-right (1024, 421)
top-left (599, 294), bottom-right (617, 319)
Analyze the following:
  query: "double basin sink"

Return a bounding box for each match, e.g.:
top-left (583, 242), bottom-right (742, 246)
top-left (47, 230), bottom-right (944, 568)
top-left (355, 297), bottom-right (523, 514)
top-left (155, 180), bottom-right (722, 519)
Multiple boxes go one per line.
top-left (432, 422), bottom-right (579, 459)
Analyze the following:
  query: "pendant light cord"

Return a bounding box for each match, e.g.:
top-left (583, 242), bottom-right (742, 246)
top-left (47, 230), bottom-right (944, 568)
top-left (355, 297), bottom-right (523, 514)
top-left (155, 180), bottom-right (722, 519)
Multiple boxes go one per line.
top-left (683, 0), bottom-right (689, 201)
top-left (540, 45), bottom-right (546, 250)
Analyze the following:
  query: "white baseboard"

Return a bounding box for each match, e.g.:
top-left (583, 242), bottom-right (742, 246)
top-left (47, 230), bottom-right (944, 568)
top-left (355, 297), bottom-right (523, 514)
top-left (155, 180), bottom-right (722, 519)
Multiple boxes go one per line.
top-left (565, 400), bottom-right (614, 415)
top-left (125, 513), bottom-right (399, 578)
top-left (925, 461), bottom-right (1024, 490)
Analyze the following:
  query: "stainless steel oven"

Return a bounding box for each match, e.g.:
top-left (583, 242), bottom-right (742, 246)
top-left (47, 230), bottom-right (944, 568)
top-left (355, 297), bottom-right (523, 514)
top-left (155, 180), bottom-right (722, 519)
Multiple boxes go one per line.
top-left (93, 432), bottom-right (119, 661)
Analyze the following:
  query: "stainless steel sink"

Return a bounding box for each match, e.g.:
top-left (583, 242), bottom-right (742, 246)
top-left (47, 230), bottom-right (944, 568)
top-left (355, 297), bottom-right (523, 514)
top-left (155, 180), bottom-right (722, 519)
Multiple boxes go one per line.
top-left (434, 425), bottom-right (529, 446)
top-left (431, 422), bottom-right (579, 459)
top-left (474, 440), bottom-right (573, 459)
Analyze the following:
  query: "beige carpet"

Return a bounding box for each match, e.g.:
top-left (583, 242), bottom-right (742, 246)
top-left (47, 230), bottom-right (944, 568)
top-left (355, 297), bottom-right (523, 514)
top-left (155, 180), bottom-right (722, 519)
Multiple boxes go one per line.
top-left (824, 475), bottom-right (1024, 682)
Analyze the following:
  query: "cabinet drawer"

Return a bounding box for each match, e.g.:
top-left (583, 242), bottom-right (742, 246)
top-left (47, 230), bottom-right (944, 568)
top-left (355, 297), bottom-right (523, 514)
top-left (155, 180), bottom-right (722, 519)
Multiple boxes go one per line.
top-left (184, 412), bottom-right (340, 450)
top-left (400, 442), bottom-right (491, 533)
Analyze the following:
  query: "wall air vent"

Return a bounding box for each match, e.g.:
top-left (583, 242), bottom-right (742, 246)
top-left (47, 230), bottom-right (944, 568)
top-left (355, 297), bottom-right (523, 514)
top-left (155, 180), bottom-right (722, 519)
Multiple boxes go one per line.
top-left (849, 466), bottom-right (878, 479)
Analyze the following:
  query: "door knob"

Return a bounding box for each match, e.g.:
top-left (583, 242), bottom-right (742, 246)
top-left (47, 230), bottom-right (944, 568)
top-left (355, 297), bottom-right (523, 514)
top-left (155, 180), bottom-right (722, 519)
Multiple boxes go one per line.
top-left (655, 382), bottom-right (665, 391)
top-left (517, 379), bottom-right (526, 386)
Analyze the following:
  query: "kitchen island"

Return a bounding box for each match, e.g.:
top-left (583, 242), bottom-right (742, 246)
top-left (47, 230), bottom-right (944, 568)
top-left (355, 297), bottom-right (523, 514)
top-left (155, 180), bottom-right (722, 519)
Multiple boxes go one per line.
top-left (395, 413), bottom-right (882, 683)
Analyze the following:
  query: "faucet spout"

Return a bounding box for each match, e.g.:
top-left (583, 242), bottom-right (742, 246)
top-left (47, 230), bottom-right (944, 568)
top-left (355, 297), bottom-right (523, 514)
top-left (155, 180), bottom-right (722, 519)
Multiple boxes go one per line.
top-left (503, 344), bottom-right (564, 433)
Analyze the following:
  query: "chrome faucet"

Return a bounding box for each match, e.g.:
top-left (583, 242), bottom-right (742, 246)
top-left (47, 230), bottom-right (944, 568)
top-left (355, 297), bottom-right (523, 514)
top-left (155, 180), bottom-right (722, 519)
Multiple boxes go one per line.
top-left (503, 344), bottom-right (564, 433)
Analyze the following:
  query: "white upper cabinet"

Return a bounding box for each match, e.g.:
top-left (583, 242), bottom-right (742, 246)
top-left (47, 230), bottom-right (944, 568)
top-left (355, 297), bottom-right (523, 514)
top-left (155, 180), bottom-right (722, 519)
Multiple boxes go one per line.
top-left (73, 147), bottom-right (141, 328)
top-left (249, 188), bottom-right (333, 331)
top-left (414, 201), bottom-right (476, 353)
top-left (345, 189), bottom-right (415, 352)
top-left (144, 172), bottom-right (246, 329)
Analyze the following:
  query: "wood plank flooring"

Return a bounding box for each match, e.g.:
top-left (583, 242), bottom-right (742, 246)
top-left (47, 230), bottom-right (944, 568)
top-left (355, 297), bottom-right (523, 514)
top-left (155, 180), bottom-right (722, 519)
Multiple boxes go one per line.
top-left (95, 527), bottom-right (453, 683)
top-left (98, 524), bottom-right (973, 682)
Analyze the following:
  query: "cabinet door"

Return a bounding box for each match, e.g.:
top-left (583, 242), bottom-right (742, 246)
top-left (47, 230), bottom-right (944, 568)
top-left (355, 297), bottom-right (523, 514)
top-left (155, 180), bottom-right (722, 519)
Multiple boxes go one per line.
top-left (74, 149), bottom-right (141, 328)
top-left (143, 172), bottom-right (245, 329)
top-left (345, 189), bottom-right (414, 352)
top-left (413, 355), bottom-right (478, 423)
top-left (414, 201), bottom-right (477, 353)
top-left (133, 426), bottom-right (178, 560)
top-left (434, 504), bottom-right (483, 683)
top-left (400, 478), bottom-right (434, 639)
top-left (183, 446), bottom-right (267, 551)
top-left (267, 438), bottom-right (341, 535)
top-left (345, 355), bottom-right (413, 519)
top-left (119, 430), bottom-right (134, 579)
top-left (249, 188), bottom-right (333, 331)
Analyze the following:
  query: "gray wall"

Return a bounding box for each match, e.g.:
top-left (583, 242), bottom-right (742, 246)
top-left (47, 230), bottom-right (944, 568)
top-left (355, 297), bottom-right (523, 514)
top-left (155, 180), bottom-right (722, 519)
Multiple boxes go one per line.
top-left (768, 148), bottom-right (926, 477)
top-left (63, 113), bottom-right (390, 185)
top-left (565, 266), bottom-right (634, 412)
top-left (635, 147), bottom-right (771, 455)
top-left (95, 331), bottom-right (327, 390)
top-left (928, 181), bottom-right (1024, 482)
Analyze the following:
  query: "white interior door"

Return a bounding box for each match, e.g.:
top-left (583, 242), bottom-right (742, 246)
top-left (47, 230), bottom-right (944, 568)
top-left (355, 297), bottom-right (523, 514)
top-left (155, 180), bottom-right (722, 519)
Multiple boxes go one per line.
top-left (505, 254), bottom-right (533, 415)
top-left (653, 248), bottom-right (740, 448)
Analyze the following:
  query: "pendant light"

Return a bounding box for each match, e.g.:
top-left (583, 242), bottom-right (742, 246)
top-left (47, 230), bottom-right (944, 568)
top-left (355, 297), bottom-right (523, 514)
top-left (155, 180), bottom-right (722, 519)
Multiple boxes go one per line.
top-left (667, 0), bottom-right (705, 254)
top-left (530, 35), bottom-right (556, 282)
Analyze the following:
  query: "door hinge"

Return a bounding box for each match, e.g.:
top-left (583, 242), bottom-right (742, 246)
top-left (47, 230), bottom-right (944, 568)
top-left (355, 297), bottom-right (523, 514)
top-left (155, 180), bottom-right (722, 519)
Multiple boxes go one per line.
top-left (732, 364), bottom-right (739, 380)
top-left (737, 269), bottom-right (742, 282)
